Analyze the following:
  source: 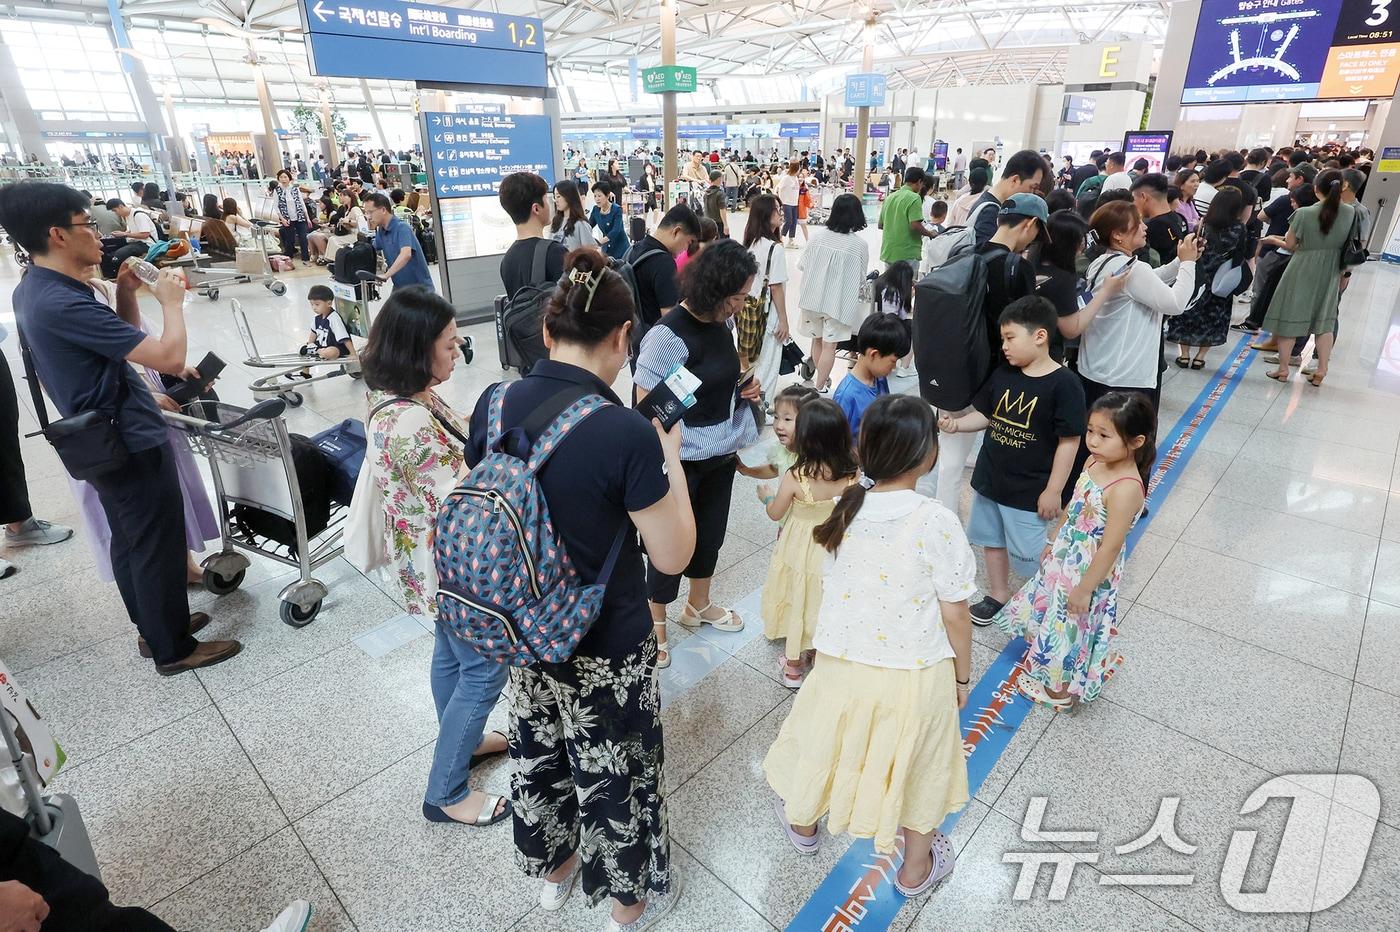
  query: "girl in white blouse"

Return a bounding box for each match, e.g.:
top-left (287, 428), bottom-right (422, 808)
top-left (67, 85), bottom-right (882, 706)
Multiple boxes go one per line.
top-left (764, 394), bottom-right (974, 898)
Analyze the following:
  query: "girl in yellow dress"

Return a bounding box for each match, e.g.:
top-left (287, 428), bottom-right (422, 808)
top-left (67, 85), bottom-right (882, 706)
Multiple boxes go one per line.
top-left (758, 399), bottom-right (859, 687)
top-left (764, 394), bottom-right (975, 898)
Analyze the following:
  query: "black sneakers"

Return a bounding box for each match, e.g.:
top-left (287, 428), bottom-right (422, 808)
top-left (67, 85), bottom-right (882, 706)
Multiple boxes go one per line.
top-left (1231, 321), bottom-right (1261, 333)
top-left (969, 596), bottom-right (1004, 627)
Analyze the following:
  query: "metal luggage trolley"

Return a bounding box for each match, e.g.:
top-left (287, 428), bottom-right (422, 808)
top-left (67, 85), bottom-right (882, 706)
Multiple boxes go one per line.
top-left (186, 218), bottom-right (288, 302)
top-left (166, 399), bottom-right (343, 627)
top-left (805, 184), bottom-right (843, 226)
top-left (232, 276), bottom-right (373, 408)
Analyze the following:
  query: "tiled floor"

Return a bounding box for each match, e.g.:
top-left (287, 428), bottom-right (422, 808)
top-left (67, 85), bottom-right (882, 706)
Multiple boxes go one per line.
top-left (3, 236), bottom-right (1399, 932)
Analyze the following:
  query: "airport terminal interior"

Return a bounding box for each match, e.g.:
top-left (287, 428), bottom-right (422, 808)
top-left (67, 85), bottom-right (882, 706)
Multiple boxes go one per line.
top-left (2, 1), bottom-right (1400, 931)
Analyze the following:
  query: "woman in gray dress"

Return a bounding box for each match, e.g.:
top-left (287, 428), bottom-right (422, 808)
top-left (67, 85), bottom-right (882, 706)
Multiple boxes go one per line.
top-left (1260, 169), bottom-right (1354, 387)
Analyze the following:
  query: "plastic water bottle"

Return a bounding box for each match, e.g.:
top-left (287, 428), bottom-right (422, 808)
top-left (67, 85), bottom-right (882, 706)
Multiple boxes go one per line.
top-left (123, 257), bottom-right (192, 305)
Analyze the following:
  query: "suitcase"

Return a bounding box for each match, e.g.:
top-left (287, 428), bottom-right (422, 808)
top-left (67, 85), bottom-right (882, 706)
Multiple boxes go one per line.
top-left (310, 418), bottom-right (366, 507)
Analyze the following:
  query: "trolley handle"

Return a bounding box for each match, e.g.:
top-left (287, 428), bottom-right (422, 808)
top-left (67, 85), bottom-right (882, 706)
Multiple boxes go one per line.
top-left (205, 398), bottom-right (287, 432)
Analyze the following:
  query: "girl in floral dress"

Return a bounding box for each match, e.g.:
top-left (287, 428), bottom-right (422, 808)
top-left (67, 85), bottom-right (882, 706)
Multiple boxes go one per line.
top-left (995, 392), bottom-right (1153, 709)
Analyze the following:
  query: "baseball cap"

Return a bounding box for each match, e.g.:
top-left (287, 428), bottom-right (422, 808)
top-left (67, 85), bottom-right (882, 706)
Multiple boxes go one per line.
top-left (1288, 163), bottom-right (1318, 182)
top-left (999, 192), bottom-right (1051, 243)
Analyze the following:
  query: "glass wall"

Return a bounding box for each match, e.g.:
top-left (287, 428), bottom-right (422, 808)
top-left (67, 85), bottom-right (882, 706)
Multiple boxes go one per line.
top-left (0, 21), bottom-right (138, 121)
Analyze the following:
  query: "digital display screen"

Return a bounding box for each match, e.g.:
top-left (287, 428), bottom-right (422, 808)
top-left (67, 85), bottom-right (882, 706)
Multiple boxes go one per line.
top-left (1182, 0), bottom-right (1400, 103)
top-left (1122, 131), bottom-right (1174, 174)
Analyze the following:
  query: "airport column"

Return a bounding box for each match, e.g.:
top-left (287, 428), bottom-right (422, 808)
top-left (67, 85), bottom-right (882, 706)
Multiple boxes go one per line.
top-left (661, 0), bottom-right (678, 187)
top-left (360, 78), bottom-right (392, 154)
top-left (1361, 80), bottom-right (1400, 253)
top-left (317, 83), bottom-right (339, 168)
top-left (1145, 0), bottom-right (1199, 135)
top-left (0, 35), bottom-right (45, 160)
top-left (249, 47), bottom-right (284, 180)
top-left (852, 12), bottom-right (877, 192)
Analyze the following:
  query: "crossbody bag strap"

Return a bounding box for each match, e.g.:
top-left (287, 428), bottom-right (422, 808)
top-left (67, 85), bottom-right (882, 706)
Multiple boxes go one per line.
top-left (369, 394), bottom-right (470, 448)
top-left (13, 313), bottom-right (129, 435)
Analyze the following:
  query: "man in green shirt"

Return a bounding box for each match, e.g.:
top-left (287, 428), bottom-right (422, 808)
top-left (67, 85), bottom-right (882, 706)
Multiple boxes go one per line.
top-left (878, 166), bottom-right (934, 271)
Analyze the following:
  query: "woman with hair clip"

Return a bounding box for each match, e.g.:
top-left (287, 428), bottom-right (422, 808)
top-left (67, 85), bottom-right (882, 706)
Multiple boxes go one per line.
top-left (635, 238), bottom-right (763, 668)
top-left (764, 394), bottom-right (974, 896)
top-left (1259, 168), bottom-right (1354, 386)
top-left (463, 248), bottom-right (696, 929)
top-left (549, 179), bottom-right (594, 253)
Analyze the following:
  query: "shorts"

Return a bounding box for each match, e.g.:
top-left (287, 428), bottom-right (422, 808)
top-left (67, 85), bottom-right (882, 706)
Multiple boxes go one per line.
top-left (796, 308), bottom-right (854, 343)
top-left (966, 492), bottom-right (1051, 577)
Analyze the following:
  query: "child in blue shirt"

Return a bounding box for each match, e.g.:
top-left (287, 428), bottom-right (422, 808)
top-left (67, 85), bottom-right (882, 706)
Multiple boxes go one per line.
top-left (834, 312), bottom-right (909, 441)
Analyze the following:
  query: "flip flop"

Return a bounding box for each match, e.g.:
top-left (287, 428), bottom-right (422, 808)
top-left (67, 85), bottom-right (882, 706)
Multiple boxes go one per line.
top-left (893, 831), bottom-right (956, 896)
top-left (469, 730), bottom-right (508, 769)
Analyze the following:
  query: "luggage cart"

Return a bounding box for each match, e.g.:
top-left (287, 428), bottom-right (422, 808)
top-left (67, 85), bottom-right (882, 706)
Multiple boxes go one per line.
top-left (232, 284), bottom-right (369, 409)
top-left (186, 219), bottom-right (287, 301)
top-left (805, 185), bottom-right (844, 226)
top-left (166, 399), bottom-right (345, 627)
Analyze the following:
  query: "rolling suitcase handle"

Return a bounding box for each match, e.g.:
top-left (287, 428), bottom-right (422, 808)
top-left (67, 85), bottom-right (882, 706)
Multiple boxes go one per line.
top-left (2, 704), bottom-right (52, 834)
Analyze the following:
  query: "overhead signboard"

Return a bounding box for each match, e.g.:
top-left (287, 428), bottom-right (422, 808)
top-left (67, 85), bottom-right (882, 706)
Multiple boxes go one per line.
top-left (676, 124), bottom-right (727, 139)
top-left (299, 0), bottom-right (546, 87)
top-left (1182, 0), bottom-right (1400, 103)
top-left (456, 103), bottom-right (506, 114)
top-left (844, 73), bottom-right (888, 108)
top-left (631, 125), bottom-right (661, 139)
top-left (1379, 145), bottom-right (1400, 173)
top-left (642, 65), bottom-right (698, 93)
top-left (843, 122), bottom-right (891, 138)
top-left (1122, 130), bottom-right (1174, 174)
top-left (422, 111), bottom-right (553, 199)
top-left (1061, 94), bottom-right (1098, 125)
top-left (779, 122), bottom-right (820, 138)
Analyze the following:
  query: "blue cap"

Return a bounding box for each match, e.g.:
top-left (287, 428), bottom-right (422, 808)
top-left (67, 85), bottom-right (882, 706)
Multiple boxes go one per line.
top-left (999, 192), bottom-right (1051, 242)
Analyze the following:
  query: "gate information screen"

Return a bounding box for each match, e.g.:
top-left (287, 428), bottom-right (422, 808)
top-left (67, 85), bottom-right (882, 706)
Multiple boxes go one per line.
top-left (1182, 0), bottom-right (1399, 103)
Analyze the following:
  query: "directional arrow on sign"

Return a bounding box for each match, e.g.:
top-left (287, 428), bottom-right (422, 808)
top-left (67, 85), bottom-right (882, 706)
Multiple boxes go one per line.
top-left (311, 0), bottom-right (332, 23)
top-left (437, 168), bottom-right (447, 177)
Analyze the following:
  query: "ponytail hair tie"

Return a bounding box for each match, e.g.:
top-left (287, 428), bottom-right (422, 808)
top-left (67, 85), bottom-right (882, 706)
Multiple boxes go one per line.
top-left (858, 474), bottom-right (876, 490)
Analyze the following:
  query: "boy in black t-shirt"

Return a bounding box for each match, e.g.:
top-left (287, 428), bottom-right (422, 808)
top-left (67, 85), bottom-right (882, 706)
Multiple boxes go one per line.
top-left (939, 296), bottom-right (1086, 624)
top-left (293, 284), bottom-right (354, 378)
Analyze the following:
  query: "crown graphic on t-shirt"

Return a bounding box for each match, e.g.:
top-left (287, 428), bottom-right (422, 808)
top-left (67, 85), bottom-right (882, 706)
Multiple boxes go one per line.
top-left (992, 389), bottom-right (1038, 430)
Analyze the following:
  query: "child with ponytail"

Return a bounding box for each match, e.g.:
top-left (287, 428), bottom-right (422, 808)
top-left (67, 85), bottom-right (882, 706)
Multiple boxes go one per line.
top-left (995, 391), bottom-right (1153, 709)
top-left (764, 394), bottom-right (974, 899)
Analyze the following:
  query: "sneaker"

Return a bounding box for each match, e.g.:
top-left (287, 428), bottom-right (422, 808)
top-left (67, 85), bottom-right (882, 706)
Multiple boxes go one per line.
top-left (1231, 321), bottom-right (1261, 333)
top-left (5, 518), bottom-right (73, 547)
top-left (602, 873), bottom-right (683, 931)
top-left (154, 639), bottom-right (242, 676)
top-left (968, 596), bottom-right (1004, 627)
top-left (0, 558), bottom-right (15, 579)
top-left (262, 900), bottom-right (311, 932)
top-left (539, 857), bottom-right (580, 911)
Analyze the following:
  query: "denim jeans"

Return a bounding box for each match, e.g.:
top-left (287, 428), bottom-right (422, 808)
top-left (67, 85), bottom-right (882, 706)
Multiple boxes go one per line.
top-left (426, 623), bottom-right (508, 807)
top-left (781, 203), bottom-right (798, 238)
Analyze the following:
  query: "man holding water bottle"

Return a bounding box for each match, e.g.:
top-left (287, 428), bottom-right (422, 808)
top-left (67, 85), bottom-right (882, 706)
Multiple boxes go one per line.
top-left (0, 182), bottom-right (241, 676)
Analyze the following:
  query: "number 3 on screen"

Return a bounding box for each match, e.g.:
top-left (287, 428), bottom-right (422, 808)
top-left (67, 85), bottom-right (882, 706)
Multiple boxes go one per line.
top-left (507, 22), bottom-right (538, 47)
top-left (1367, 0), bottom-right (1391, 27)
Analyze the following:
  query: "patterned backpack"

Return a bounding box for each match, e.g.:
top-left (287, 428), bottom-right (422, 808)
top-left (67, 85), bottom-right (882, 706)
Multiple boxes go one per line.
top-left (434, 383), bottom-right (628, 666)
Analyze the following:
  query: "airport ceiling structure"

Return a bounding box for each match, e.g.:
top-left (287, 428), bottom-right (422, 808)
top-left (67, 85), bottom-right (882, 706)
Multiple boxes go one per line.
top-left (7, 0), bottom-right (1171, 110)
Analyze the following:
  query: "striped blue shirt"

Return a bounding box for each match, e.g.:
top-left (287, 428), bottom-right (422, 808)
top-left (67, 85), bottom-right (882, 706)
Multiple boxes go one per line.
top-left (635, 323), bottom-right (758, 461)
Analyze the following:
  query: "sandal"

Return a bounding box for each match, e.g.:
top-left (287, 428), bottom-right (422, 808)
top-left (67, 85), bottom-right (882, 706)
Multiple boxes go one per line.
top-left (1190, 358), bottom-right (1206, 370)
top-left (1016, 675), bottom-right (1073, 710)
top-left (468, 730), bottom-right (508, 769)
top-left (773, 798), bottom-right (820, 855)
top-left (680, 601), bottom-right (744, 632)
top-left (1174, 356), bottom-right (1191, 369)
top-left (1265, 370), bottom-right (1290, 382)
top-left (779, 658), bottom-right (806, 689)
top-left (653, 622), bottom-right (671, 669)
top-left (422, 793), bottom-right (511, 827)
top-left (894, 831), bottom-right (956, 896)
top-left (1308, 372), bottom-right (1326, 387)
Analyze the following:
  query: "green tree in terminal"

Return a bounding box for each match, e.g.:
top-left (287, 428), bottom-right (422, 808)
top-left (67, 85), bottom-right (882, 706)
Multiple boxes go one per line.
top-left (291, 103), bottom-right (348, 147)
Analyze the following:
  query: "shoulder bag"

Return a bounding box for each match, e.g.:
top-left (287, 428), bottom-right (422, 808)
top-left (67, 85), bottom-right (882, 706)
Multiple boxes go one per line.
top-left (736, 241), bottom-right (776, 363)
top-left (14, 317), bottom-right (130, 481)
top-left (1340, 210), bottom-right (1368, 269)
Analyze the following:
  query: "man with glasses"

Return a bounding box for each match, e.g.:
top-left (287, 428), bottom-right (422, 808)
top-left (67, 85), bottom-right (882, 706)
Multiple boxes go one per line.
top-left (363, 191), bottom-right (434, 292)
top-left (0, 182), bottom-right (241, 675)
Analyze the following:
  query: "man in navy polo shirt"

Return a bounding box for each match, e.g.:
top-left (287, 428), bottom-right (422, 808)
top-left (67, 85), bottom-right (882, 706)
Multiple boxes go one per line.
top-left (365, 191), bottom-right (434, 292)
top-left (0, 182), bottom-right (240, 675)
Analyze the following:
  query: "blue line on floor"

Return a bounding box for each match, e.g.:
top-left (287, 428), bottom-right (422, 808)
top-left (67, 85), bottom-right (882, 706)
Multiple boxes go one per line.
top-left (784, 334), bottom-right (1259, 932)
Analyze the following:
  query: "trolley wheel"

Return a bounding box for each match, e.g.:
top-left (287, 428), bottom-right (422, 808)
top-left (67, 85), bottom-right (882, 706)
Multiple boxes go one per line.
top-left (203, 567), bottom-right (245, 595)
top-left (281, 391), bottom-right (303, 407)
top-left (268, 280), bottom-right (288, 297)
top-left (798, 357), bottom-right (815, 381)
top-left (206, 288), bottom-right (219, 302)
top-left (279, 598), bottom-right (321, 628)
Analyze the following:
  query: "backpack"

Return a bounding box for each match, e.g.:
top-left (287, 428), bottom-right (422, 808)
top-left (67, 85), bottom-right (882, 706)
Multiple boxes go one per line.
top-left (499, 240), bottom-right (555, 375)
top-left (309, 418), bottom-right (366, 507)
top-left (333, 240), bottom-right (377, 285)
top-left (434, 383), bottom-right (629, 666)
top-left (230, 435), bottom-right (331, 554)
top-left (922, 199), bottom-right (998, 272)
top-left (912, 245), bottom-right (1022, 411)
top-left (1076, 175), bottom-right (1106, 218)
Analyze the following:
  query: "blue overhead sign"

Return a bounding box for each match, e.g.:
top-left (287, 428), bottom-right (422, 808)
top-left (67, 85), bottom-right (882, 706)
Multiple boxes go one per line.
top-left (779, 122), bottom-right (820, 138)
top-left (423, 111), bottom-right (554, 199)
top-left (631, 125), bottom-right (661, 139)
top-left (299, 0), bottom-right (547, 87)
top-left (844, 73), bottom-right (887, 108)
top-left (844, 122), bottom-right (890, 138)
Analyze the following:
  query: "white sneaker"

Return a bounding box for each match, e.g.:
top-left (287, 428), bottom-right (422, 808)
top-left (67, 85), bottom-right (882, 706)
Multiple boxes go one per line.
top-left (261, 900), bottom-right (311, 932)
top-left (602, 873), bottom-right (683, 931)
top-left (539, 858), bottom-right (581, 911)
top-left (5, 517), bottom-right (73, 547)
top-left (0, 558), bottom-right (16, 579)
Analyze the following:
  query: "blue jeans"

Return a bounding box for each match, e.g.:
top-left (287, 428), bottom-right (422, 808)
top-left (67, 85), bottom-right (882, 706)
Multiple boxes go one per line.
top-left (426, 623), bottom-right (508, 807)
top-left (781, 203), bottom-right (798, 238)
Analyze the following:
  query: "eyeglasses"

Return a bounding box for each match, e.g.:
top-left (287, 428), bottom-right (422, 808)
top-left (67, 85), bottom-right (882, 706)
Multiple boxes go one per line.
top-left (57, 219), bottom-right (100, 231)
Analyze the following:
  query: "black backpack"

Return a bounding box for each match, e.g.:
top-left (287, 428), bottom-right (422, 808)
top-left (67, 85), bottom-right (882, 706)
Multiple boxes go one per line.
top-left (499, 240), bottom-right (555, 375)
top-left (230, 435), bottom-right (331, 554)
top-left (913, 245), bottom-right (1022, 411)
top-left (333, 241), bottom-right (376, 285)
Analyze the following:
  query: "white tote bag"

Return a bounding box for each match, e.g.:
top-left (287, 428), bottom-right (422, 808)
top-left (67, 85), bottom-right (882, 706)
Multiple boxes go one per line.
top-left (343, 398), bottom-right (405, 573)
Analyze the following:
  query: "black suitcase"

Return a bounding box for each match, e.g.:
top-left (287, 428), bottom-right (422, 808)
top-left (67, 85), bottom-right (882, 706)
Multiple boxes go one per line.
top-left (332, 240), bottom-right (376, 285)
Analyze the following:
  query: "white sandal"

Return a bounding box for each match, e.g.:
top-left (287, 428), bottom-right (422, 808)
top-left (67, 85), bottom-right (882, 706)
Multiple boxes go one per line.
top-left (653, 623), bottom-right (671, 670)
top-left (680, 601), bottom-right (744, 633)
